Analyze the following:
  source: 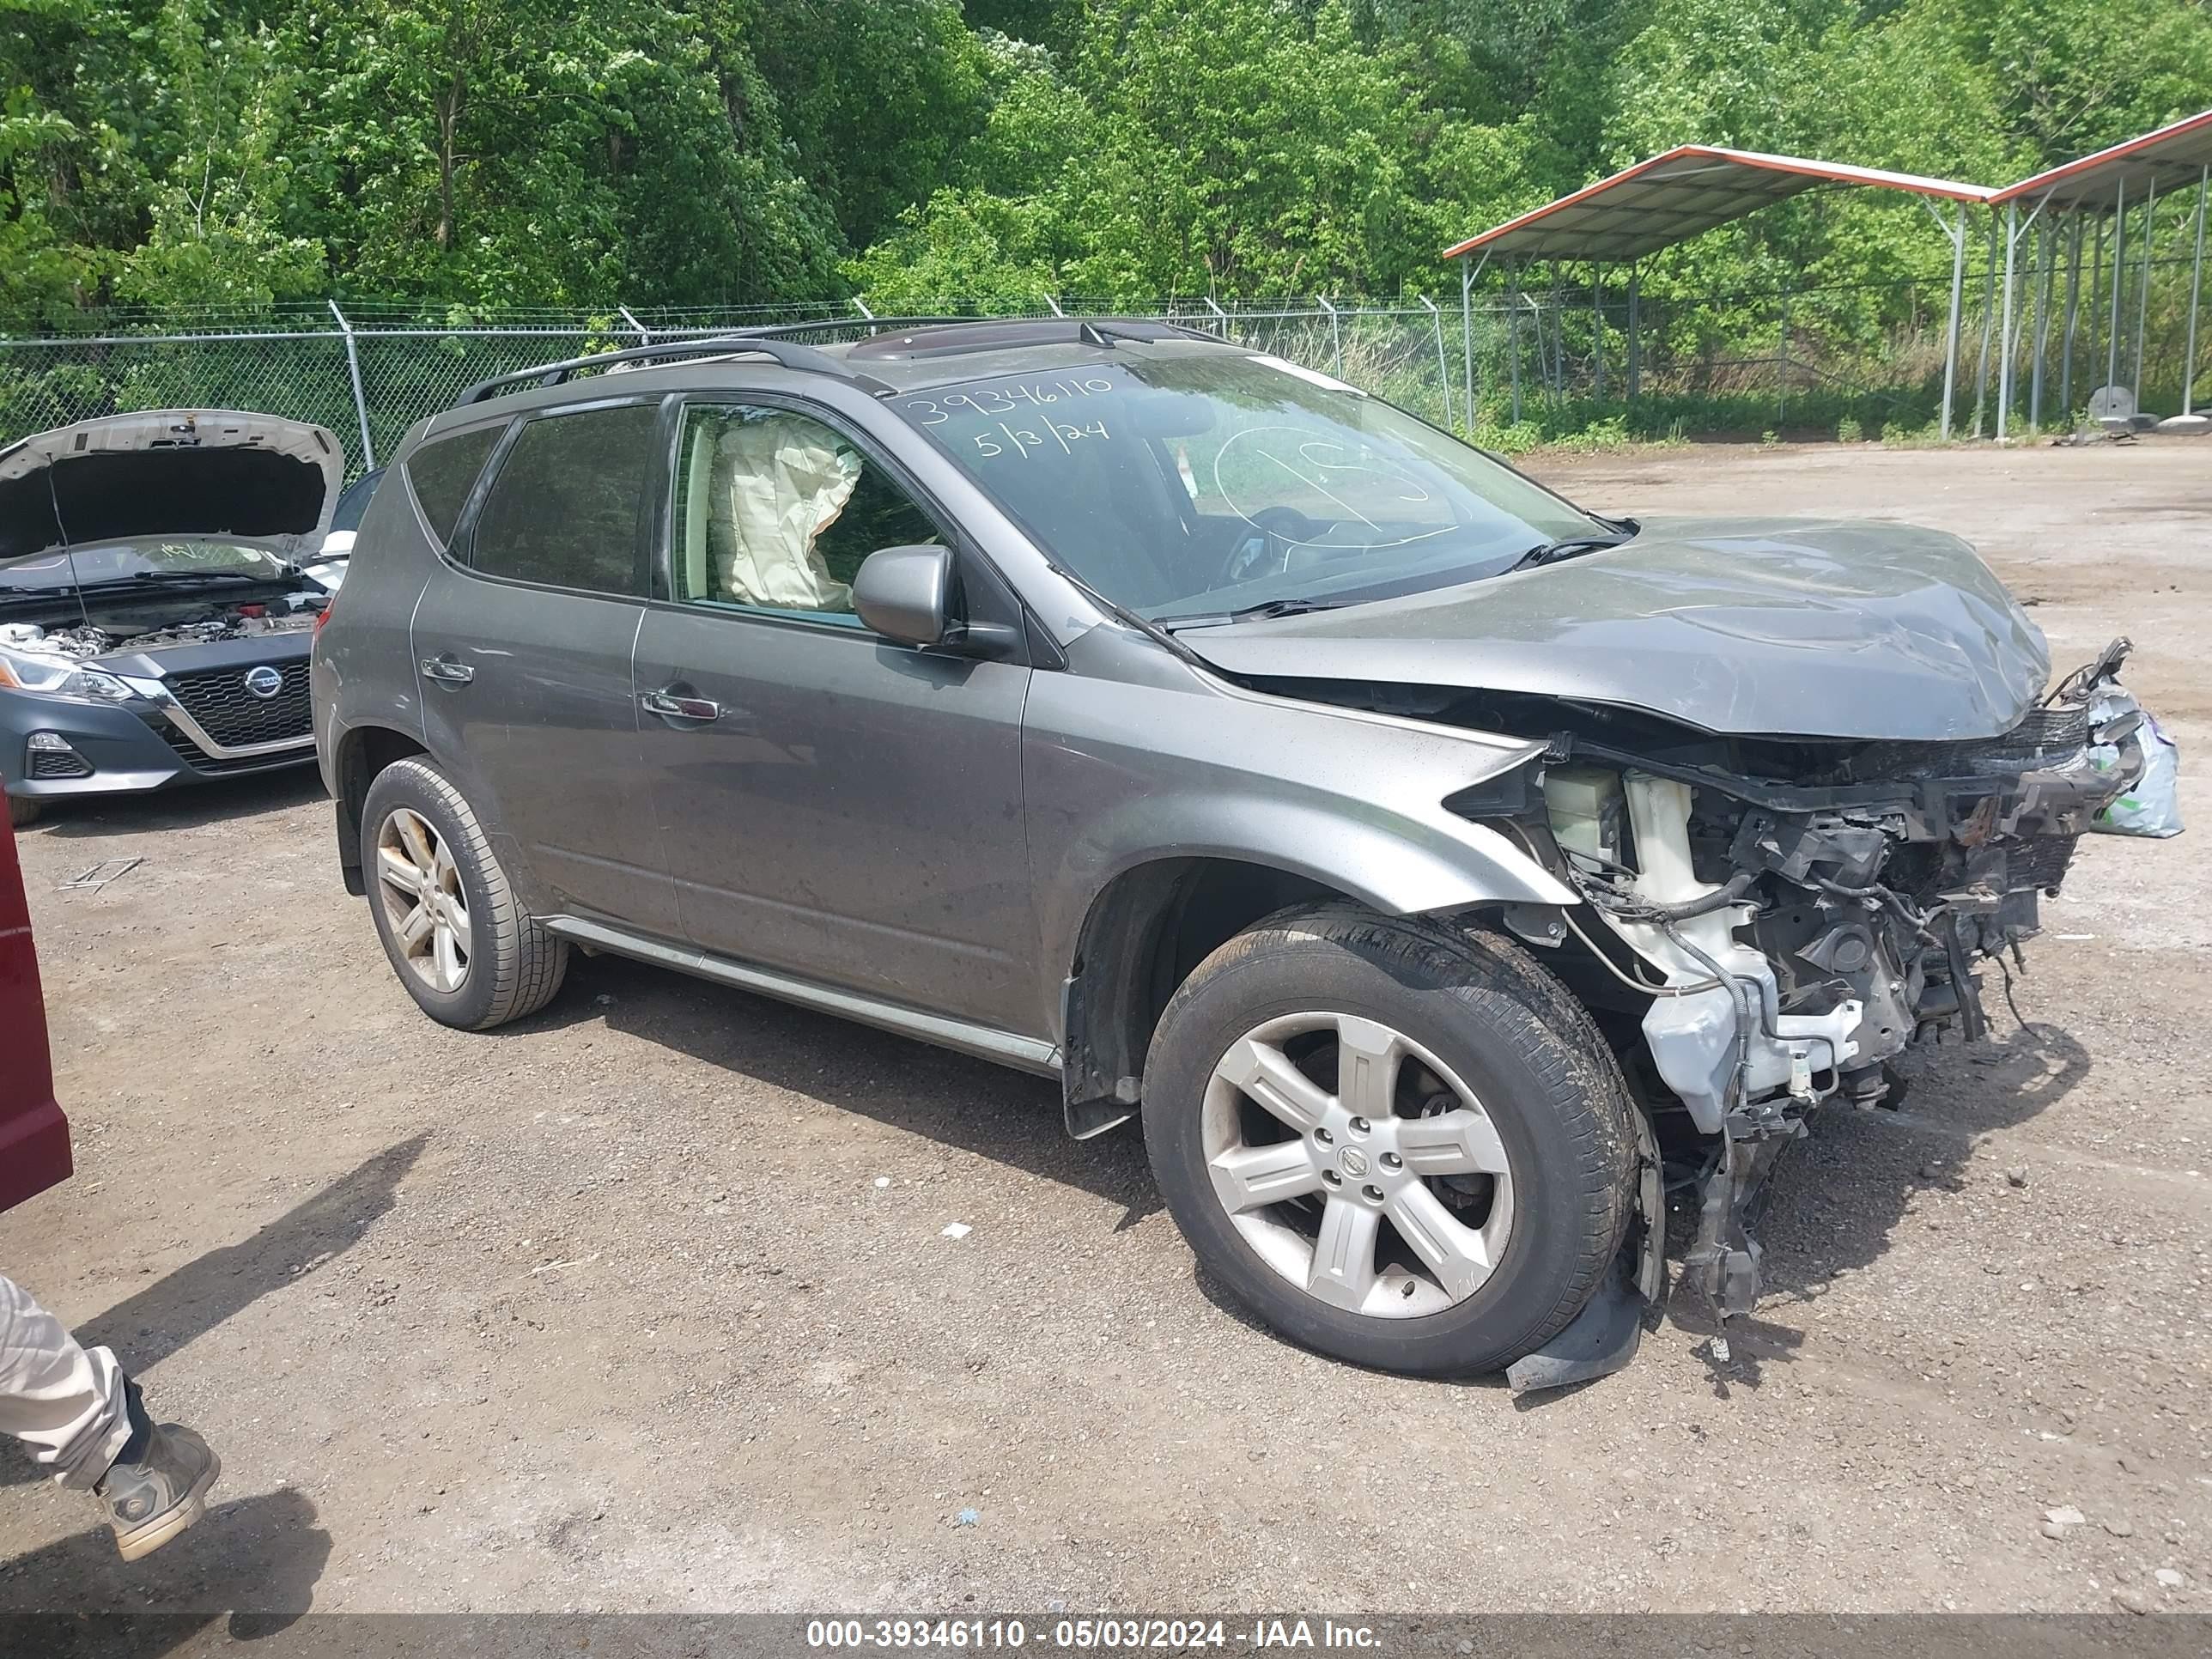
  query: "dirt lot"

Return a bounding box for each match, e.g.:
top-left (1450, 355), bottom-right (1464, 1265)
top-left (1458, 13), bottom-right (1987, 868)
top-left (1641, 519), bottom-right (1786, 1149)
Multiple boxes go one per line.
top-left (1, 440), bottom-right (2208, 1620)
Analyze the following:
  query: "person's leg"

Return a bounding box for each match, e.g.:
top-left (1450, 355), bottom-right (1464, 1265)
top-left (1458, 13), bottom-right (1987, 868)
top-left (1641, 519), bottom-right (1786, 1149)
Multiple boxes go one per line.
top-left (0, 1273), bottom-right (219, 1559)
top-left (0, 1273), bottom-right (131, 1486)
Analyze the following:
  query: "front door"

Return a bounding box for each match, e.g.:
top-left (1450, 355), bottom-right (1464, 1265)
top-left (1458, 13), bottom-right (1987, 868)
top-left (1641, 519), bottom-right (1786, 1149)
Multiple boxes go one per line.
top-left (633, 399), bottom-right (1036, 1030)
top-left (411, 398), bottom-right (679, 938)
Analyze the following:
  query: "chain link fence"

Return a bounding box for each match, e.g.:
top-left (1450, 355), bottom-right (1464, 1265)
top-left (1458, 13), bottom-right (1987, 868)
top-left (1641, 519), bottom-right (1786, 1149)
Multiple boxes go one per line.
top-left (1, 274), bottom-right (2198, 479)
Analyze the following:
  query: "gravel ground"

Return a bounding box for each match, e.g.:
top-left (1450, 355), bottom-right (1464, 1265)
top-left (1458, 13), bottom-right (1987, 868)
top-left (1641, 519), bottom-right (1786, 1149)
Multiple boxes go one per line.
top-left (0, 440), bottom-right (2206, 1620)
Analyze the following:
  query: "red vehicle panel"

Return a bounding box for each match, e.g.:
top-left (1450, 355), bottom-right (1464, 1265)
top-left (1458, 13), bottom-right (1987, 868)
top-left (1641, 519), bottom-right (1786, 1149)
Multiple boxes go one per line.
top-left (0, 816), bottom-right (70, 1212)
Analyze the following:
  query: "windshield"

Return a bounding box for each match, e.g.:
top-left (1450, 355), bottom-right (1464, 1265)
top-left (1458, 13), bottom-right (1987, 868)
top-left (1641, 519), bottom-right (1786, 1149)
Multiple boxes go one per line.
top-left (891, 352), bottom-right (1603, 620)
top-left (0, 539), bottom-right (291, 594)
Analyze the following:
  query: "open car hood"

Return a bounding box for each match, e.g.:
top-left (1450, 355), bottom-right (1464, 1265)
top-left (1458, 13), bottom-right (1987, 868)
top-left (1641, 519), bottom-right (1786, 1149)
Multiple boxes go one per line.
top-left (1180, 516), bottom-right (2051, 742)
top-left (0, 410), bottom-right (343, 562)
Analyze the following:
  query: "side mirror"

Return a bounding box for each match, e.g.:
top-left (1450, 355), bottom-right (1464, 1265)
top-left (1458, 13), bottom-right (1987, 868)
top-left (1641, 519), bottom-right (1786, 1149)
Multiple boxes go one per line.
top-left (853, 544), bottom-right (952, 647)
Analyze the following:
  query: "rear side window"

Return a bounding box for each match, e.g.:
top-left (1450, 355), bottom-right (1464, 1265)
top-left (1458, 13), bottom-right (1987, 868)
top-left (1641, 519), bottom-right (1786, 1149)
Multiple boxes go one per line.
top-left (469, 404), bottom-right (659, 595)
top-left (404, 428), bottom-right (500, 545)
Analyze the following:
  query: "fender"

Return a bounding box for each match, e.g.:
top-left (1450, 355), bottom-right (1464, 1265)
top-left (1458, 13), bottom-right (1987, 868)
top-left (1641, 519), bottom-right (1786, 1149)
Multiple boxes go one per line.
top-left (1024, 635), bottom-right (1575, 1044)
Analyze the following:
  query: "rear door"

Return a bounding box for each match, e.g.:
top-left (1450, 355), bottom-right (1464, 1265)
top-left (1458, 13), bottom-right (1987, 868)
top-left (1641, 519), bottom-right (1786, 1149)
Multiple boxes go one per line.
top-left (632, 397), bottom-right (1036, 1029)
top-left (410, 397), bottom-right (681, 938)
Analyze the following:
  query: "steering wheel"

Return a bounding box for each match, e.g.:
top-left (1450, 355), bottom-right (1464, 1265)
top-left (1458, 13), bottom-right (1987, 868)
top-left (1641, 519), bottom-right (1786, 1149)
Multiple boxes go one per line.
top-left (1218, 506), bottom-right (1327, 586)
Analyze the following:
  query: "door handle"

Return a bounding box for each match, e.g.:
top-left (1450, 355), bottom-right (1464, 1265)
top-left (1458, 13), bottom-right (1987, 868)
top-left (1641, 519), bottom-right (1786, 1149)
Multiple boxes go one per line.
top-left (420, 655), bottom-right (474, 686)
top-left (640, 688), bottom-right (723, 723)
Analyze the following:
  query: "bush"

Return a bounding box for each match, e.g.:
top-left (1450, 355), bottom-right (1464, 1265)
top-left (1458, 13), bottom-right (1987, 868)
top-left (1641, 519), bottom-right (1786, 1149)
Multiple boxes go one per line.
top-left (1837, 416), bottom-right (1863, 444)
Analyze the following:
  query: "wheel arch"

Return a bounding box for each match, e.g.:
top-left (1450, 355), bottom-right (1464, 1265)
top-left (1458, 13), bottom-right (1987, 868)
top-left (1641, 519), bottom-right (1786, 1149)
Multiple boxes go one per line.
top-left (331, 724), bottom-right (429, 896)
top-left (1059, 855), bottom-right (1349, 1137)
top-left (1045, 783), bottom-right (1575, 1139)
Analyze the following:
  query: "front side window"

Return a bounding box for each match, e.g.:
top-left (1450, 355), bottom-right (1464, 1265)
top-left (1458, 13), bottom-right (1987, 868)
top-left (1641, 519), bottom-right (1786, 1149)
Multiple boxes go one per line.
top-left (889, 353), bottom-right (1601, 621)
top-left (672, 404), bottom-right (941, 621)
top-left (469, 404), bottom-right (658, 594)
top-left (405, 427), bottom-right (501, 546)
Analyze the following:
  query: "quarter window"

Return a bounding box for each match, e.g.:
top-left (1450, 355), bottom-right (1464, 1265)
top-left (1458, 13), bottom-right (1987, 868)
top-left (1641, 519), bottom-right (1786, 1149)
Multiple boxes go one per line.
top-left (404, 427), bottom-right (500, 546)
top-left (672, 404), bottom-right (941, 620)
top-left (471, 404), bottom-right (658, 594)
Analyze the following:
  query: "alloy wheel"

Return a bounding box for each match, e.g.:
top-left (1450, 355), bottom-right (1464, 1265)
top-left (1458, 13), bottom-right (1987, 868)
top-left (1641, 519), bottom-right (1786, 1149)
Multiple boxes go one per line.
top-left (1200, 1011), bottom-right (1516, 1318)
top-left (374, 806), bottom-right (473, 994)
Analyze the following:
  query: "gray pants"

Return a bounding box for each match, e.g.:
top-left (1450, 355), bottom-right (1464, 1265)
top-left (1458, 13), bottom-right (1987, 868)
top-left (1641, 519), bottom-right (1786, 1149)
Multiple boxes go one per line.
top-left (0, 1274), bottom-right (130, 1488)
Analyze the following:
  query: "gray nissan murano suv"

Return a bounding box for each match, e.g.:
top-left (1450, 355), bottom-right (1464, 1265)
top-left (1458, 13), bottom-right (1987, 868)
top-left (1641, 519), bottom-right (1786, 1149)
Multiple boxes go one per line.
top-left (313, 319), bottom-right (2172, 1388)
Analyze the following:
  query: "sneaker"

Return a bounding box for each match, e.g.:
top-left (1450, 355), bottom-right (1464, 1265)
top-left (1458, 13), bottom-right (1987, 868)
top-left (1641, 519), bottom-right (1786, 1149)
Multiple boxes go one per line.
top-left (94, 1423), bottom-right (222, 1560)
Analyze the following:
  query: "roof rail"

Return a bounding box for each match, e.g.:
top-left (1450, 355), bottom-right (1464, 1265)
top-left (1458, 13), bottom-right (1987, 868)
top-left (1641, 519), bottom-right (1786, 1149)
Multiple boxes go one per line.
top-left (738, 315), bottom-right (1226, 350)
top-left (453, 335), bottom-right (895, 407)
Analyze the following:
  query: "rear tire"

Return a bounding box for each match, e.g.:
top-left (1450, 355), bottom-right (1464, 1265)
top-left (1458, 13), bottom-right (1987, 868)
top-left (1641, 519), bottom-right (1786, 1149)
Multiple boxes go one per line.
top-left (361, 757), bottom-right (567, 1030)
top-left (1141, 902), bottom-right (1635, 1376)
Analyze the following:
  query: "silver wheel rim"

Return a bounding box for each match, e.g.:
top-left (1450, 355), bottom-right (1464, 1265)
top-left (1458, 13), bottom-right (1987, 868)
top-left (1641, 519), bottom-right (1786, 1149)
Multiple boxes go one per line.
top-left (1200, 1012), bottom-right (1516, 1319)
top-left (374, 806), bottom-right (472, 994)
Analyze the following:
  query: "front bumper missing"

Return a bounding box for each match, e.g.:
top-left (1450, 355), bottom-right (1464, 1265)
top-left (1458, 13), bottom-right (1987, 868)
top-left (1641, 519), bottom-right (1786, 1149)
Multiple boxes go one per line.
top-left (1590, 644), bottom-right (2169, 1337)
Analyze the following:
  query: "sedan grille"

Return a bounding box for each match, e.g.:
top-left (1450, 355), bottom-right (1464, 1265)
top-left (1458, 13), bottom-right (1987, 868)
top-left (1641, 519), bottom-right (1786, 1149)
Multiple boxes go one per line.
top-left (163, 662), bottom-right (313, 750)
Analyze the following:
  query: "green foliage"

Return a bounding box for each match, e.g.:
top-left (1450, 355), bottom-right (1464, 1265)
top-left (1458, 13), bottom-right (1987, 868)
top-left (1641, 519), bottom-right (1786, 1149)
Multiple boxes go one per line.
top-left (0, 0), bottom-right (2203, 364)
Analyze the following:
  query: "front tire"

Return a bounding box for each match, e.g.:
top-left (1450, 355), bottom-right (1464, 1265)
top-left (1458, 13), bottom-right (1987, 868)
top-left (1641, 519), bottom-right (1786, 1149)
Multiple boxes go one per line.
top-left (361, 757), bottom-right (567, 1030)
top-left (1142, 903), bottom-right (1636, 1376)
top-left (8, 794), bottom-right (40, 829)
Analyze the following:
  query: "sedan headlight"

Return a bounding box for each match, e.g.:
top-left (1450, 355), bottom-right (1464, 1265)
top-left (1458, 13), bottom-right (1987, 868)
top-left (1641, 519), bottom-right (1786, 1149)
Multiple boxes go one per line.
top-left (0, 645), bottom-right (136, 704)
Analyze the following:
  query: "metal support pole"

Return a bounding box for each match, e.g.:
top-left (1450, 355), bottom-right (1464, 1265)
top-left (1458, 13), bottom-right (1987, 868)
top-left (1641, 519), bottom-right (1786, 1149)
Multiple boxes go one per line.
top-left (328, 300), bottom-right (375, 473)
top-left (2108, 179), bottom-right (2127, 391)
top-left (1591, 264), bottom-right (1605, 399)
top-left (1460, 254), bottom-right (1476, 427)
top-left (2031, 214), bottom-right (2056, 429)
top-left (2132, 183), bottom-right (2155, 400)
top-left (2089, 213), bottom-right (2108, 400)
top-left (852, 297), bottom-right (874, 320)
top-left (617, 305), bottom-right (651, 344)
top-left (1935, 201), bottom-right (1966, 441)
top-left (2187, 166), bottom-right (2208, 416)
top-left (1972, 210), bottom-right (1997, 437)
top-left (1509, 264), bottom-right (1523, 424)
top-left (1322, 295), bottom-right (1342, 379)
top-left (1776, 287), bottom-right (1791, 425)
top-left (1044, 294), bottom-right (1065, 317)
top-left (1997, 204), bottom-right (2019, 441)
top-left (1548, 264), bottom-right (1565, 398)
top-left (2062, 211), bottom-right (2084, 422)
top-left (1422, 295), bottom-right (1452, 429)
top-left (1627, 267), bottom-right (1642, 401)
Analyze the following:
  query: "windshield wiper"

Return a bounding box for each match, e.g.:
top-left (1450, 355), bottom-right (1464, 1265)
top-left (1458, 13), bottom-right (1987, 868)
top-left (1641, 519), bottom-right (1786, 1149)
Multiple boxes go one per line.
top-left (1506, 532), bottom-right (1633, 573)
top-left (1158, 596), bottom-right (1356, 633)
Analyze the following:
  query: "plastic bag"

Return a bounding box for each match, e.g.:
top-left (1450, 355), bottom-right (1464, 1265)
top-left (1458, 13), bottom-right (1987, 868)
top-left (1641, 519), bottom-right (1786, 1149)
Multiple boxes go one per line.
top-left (2087, 692), bottom-right (2185, 838)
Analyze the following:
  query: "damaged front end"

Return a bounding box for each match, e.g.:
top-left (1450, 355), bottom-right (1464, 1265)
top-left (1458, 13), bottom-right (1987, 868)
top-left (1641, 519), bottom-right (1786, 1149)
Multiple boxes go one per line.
top-left (1516, 639), bottom-right (2173, 1334)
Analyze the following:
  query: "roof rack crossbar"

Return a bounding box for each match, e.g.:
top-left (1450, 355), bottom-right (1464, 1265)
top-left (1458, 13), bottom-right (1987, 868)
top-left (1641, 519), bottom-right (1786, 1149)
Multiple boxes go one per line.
top-left (454, 335), bottom-right (892, 406)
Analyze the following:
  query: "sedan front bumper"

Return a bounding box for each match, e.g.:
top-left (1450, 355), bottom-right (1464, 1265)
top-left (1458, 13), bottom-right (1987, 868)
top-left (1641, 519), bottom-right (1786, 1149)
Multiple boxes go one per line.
top-left (2, 642), bottom-right (318, 803)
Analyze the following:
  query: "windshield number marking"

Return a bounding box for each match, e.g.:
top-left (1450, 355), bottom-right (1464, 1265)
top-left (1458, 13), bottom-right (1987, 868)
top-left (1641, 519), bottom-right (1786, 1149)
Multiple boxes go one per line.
top-left (906, 379), bottom-right (1114, 430)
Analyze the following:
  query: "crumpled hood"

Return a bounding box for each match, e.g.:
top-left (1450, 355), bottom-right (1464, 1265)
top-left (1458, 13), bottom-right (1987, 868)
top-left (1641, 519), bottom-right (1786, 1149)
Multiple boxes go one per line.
top-left (0, 409), bottom-right (342, 562)
top-left (1182, 516), bottom-right (2051, 741)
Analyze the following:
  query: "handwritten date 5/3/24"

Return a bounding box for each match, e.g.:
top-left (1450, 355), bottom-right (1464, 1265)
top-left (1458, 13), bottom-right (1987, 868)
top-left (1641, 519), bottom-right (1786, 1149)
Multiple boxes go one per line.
top-left (972, 417), bottom-right (1110, 460)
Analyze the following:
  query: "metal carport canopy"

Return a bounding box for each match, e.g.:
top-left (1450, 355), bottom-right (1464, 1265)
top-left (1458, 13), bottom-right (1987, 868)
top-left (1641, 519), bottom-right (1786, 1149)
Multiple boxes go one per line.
top-left (1440, 145), bottom-right (1993, 263)
top-left (1994, 108), bottom-right (2212, 210)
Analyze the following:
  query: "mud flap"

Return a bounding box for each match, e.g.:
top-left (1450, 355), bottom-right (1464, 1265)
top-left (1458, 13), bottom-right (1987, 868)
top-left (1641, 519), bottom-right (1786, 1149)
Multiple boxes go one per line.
top-left (1504, 1255), bottom-right (1647, 1396)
